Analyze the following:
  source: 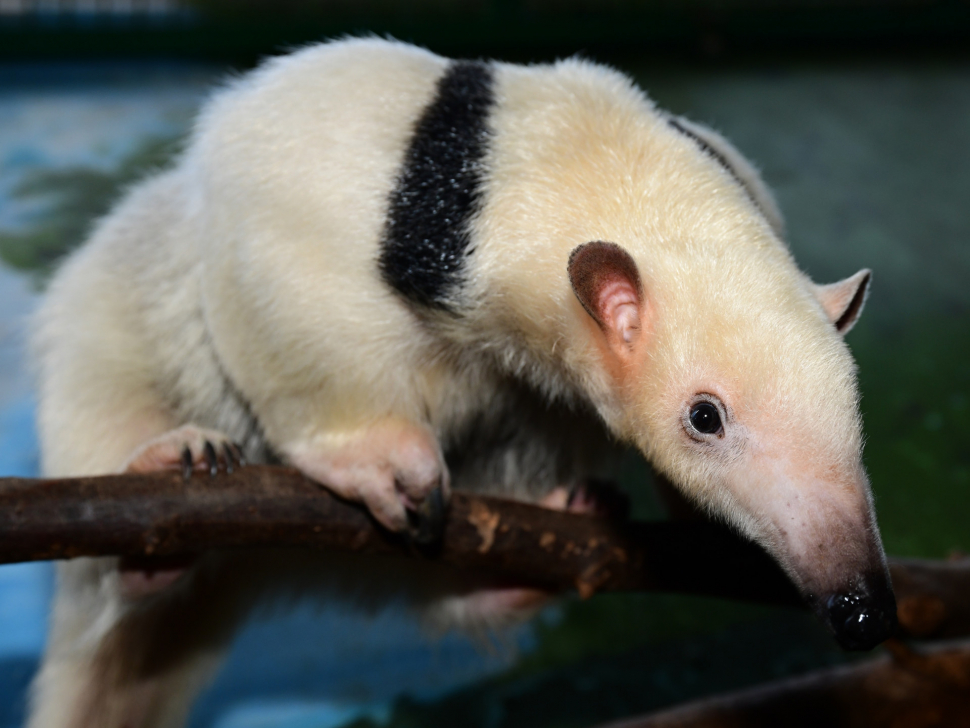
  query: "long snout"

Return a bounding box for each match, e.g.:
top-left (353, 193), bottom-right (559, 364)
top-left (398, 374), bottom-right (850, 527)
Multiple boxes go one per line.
top-left (737, 468), bottom-right (897, 651)
top-left (765, 510), bottom-right (897, 650)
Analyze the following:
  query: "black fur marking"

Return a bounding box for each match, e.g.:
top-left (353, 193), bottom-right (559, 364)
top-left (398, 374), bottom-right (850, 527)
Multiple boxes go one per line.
top-left (667, 117), bottom-right (763, 213)
top-left (380, 60), bottom-right (495, 309)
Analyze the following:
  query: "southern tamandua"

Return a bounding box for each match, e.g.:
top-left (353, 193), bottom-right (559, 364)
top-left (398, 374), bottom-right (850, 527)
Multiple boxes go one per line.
top-left (28, 38), bottom-right (895, 728)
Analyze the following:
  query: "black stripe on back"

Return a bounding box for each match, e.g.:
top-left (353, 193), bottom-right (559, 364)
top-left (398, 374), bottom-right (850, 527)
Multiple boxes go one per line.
top-left (379, 60), bottom-right (495, 310)
top-left (667, 117), bottom-right (763, 213)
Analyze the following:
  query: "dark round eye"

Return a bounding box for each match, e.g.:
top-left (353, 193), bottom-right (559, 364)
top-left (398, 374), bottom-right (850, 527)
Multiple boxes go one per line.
top-left (689, 402), bottom-right (722, 435)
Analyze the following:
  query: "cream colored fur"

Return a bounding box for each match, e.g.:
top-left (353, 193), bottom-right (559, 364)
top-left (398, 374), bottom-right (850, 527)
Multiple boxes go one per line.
top-left (29, 38), bottom-right (883, 727)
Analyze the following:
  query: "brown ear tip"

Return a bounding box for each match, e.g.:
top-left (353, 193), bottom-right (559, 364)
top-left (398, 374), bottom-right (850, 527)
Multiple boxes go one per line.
top-left (567, 241), bottom-right (642, 292)
top-left (568, 241), bottom-right (623, 270)
top-left (567, 242), bottom-right (587, 268)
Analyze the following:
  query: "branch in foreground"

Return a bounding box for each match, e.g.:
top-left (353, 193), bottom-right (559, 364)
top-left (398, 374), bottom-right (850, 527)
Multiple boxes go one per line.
top-left (599, 638), bottom-right (970, 728)
top-left (0, 466), bottom-right (967, 639)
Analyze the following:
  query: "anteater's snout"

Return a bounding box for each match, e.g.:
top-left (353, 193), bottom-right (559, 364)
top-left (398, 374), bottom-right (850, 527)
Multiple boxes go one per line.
top-left (823, 581), bottom-right (897, 651)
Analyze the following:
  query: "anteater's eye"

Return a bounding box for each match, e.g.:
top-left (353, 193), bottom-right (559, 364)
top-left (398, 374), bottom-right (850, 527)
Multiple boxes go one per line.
top-left (689, 402), bottom-right (722, 435)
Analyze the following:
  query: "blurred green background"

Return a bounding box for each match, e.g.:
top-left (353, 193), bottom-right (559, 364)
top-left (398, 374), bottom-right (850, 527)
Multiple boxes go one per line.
top-left (0, 2), bottom-right (968, 727)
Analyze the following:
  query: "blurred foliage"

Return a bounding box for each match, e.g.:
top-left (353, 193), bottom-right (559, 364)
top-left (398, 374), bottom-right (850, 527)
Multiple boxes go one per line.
top-left (340, 606), bottom-right (857, 728)
top-left (511, 593), bottom-right (772, 679)
top-left (855, 314), bottom-right (970, 558)
top-left (0, 135), bottom-right (182, 285)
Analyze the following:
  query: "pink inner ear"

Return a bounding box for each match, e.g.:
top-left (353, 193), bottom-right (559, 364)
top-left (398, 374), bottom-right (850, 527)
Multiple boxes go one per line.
top-left (598, 278), bottom-right (641, 343)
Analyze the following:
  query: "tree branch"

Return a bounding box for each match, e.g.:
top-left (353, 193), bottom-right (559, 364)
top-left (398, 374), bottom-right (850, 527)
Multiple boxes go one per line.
top-left (0, 465), bottom-right (967, 639)
top-left (598, 639), bottom-right (970, 728)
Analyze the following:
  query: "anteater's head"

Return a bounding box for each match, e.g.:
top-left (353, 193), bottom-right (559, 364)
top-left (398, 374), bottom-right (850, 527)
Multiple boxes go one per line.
top-left (567, 234), bottom-right (894, 651)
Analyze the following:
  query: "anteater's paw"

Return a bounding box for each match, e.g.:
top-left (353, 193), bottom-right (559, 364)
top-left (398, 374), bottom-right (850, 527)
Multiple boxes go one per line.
top-left (286, 419), bottom-right (450, 545)
top-left (118, 425), bottom-right (242, 600)
top-left (122, 424), bottom-right (245, 480)
top-left (541, 478), bottom-right (630, 520)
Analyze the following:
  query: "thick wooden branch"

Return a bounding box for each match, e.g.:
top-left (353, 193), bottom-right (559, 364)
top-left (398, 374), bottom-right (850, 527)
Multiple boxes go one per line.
top-left (599, 639), bottom-right (970, 728)
top-left (0, 466), bottom-right (968, 640)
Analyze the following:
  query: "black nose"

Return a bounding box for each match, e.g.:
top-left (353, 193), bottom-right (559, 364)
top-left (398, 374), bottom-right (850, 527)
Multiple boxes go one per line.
top-left (825, 590), bottom-right (897, 651)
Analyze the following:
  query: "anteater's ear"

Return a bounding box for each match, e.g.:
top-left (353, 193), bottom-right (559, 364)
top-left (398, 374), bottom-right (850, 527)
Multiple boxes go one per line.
top-left (568, 241), bottom-right (644, 358)
top-left (814, 269), bottom-right (871, 335)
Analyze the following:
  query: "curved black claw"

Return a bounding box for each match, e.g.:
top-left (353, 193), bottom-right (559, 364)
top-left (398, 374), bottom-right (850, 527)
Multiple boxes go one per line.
top-left (180, 446), bottom-right (194, 482)
top-left (404, 485), bottom-right (448, 546)
top-left (222, 442), bottom-right (237, 474)
top-left (203, 440), bottom-right (219, 477)
top-left (225, 442), bottom-right (247, 470)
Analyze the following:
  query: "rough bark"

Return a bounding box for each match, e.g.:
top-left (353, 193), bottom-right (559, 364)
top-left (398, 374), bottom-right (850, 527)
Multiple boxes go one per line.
top-left (0, 466), bottom-right (967, 640)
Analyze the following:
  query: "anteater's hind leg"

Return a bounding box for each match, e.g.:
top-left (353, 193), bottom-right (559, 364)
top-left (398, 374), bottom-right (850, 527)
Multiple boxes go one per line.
top-left (28, 424), bottom-right (253, 728)
top-left (30, 559), bottom-right (243, 728)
